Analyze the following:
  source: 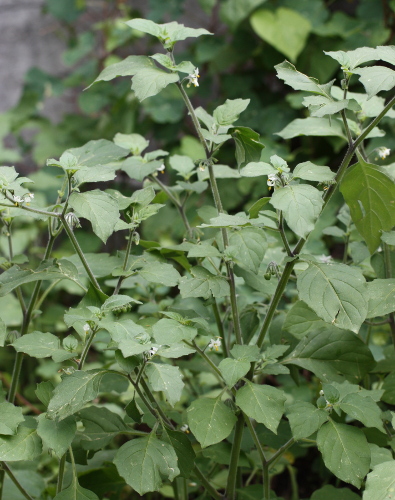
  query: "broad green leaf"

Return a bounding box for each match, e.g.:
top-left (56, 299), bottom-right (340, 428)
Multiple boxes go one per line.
top-left (317, 420), bottom-right (370, 488)
top-left (101, 318), bottom-right (149, 357)
top-left (78, 407), bottom-right (128, 450)
top-left (169, 155), bottom-right (196, 178)
top-left (251, 7), bottom-right (311, 62)
top-left (277, 117), bottom-right (346, 140)
top-left (339, 393), bottom-right (385, 433)
top-left (187, 398), bottom-right (237, 448)
top-left (228, 228), bottom-right (267, 273)
top-left (275, 60), bottom-right (332, 95)
top-left (369, 443), bottom-right (393, 469)
top-left (37, 414), bottom-right (76, 458)
top-left (297, 260), bottom-right (367, 332)
top-left (12, 331), bottom-right (74, 362)
top-left (340, 158), bottom-right (395, 253)
top-left (303, 95), bottom-right (349, 118)
top-left (248, 197), bottom-right (270, 218)
top-left (88, 55), bottom-right (153, 87)
top-left (0, 260), bottom-right (82, 297)
top-left (101, 295), bottom-right (136, 313)
top-left (353, 66), bottom-right (395, 98)
top-left (213, 99), bottom-right (250, 126)
top-left (220, 0), bottom-right (267, 30)
top-left (363, 461), bottom-right (395, 500)
top-left (293, 161), bottom-right (335, 182)
top-left (139, 262), bottom-right (181, 286)
top-left (324, 47), bottom-right (378, 70)
top-left (152, 318), bottom-right (197, 344)
top-left (228, 127), bottom-right (265, 169)
top-left (0, 426), bottom-right (42, 461)
top-left (125, 18), bottom-right (211, 44)
top-left (162, 428), bottom-right (195, 478)
top-left (47, 370), bottom-right (105, 421)
top-left (179, 266), bottom-right (230, 299)
top-left (157, 344), bottom-right (196, 358)
top-left (286, 401), bottom-right (328, 439)
top-left (114, 434), bottom-right (179, 495)
top-left (146, 363), bottom-right (184, 406)
top-left (131, 67), bottom-right (179, 101)
top-left (68, 190), bottom-right (119, 243)
top-left (366, 279), bottom-right (395, 318)
top-left (66, 139), bottom-right (129, 168)
top-left (53, 477), bottom-right (99, 500)
top-left (120, 157), bottom-right (163, 182)
top-left (35, 381), bottom-right (54, 408)
top-left (113, 132), bottom-right (149, 155)
top-left (284, 328), bottom-right (375, 382)
top-left (73, 165), bottom-right (117, 185)
top-left (0, 402), bottom-right (24, 435)
top-left (311, 485), bottom-right (362, 500)
top-left (241, 162), bottom-right (276, 177)
top-left (381, 231), bottom-right (395, 245)
top-left (270, 184), bottom-right (324, 238)
top-left (187, 243), bottom-right (221, 258)
top-left (381, 372), bottom-right (395, 405)
top-left (230, 344), bottom-right (261, 362)
top-left (236, 382), bottom-right (286, 433)
top-left (283, 300), bottom-right (327, 338)
top-left (199, 213), bottom-right (250, 228)
top-left (219, 358), bottom-right (251, 387)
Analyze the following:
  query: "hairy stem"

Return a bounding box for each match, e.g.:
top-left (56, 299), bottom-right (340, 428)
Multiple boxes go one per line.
top-left (226, 415), bottom-right (244, 499)
top-left (114, 228), bottom-right (134, 295)
top-left (57, 454), bottom-right (66, 494)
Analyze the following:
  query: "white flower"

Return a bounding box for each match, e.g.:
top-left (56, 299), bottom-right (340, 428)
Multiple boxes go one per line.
top-left (319, 390), bottom-right (324, 396)
top-left (83, 323), bottom-right (90, 333)
top-left (267, 174), bottom-right (277, 188)
top-left (157, 164), bottom-right (165, 173)
top-left (378, 147), bottom-right (391, 160)
top-left (208, 338), bottom-right (221, 351)
top-left (25, 193), bottom-right (34, 203)
top-left (187, 68), bottom-right (200, 88)
top-left (318, 254), bottom-right (332, 264)
top-left (180, 424), bottom-right (189, 433)
top-left (147, 346), bottom-right (159, 358)
top-left (65, 211), bottom-right (81, 230)
top-left (13, 195), bottom-right (24, 204)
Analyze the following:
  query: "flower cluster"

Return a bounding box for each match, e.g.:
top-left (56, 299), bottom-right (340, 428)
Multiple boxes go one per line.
top-left (13, 193), bottom-right (34, 205)
top-left (208, 338), bottom-right (221, 351)
top-left (186, 68), bottom-right (199, 88)
top-left (377, 147), bottom-right (391, 160)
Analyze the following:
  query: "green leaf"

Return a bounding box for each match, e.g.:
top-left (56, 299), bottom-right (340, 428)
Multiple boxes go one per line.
top-left (363, 461), bottom-right (395, 500)
top-left (179, 266), bottom-right (230, 299)
top-left (283, 300), bottom-right (327, 338)
top-left (230, 344), bottom-right (261, 362)
top-left (120, 157), bottom-right (163, 182)
top-left (101, 318), bottom-right (149, 357)
top-left (131, 67), bottom-right (179, 102)
top-left (113, 132), bottom-right (149, 155)
top-left (199, 213), bottom-right (250, 228)
top-left (250, 8), bottom-right (311, 62)
top-left (12, 331), bottom-right (74, 362)
top-left (169, 155), bottom-right (196, 178)
top-left (241, 162), bottom-right (276, 177)
top-left (0, 402), bottom-right (24, 435)
top-left (340, 157), bottom-right (395, 253)
top-left (37, 414), bottom-right (76, 458)
top-left (293, 161), bottom-right (336, 182)
top-left (68, 190), bottom-right (119, 243)
top-left (248, 197), bottom-right (270, 218)
top-left (35, 381), bottom-right (54, 408)
top-left (187, 243), bottom-right (221, 258)
top-left (277, 117), bottom-right (346, 140)
top-left (187, 397), bottom-right (237, 448)
top-left (228, 228), bottom-right (267, 273)
top-left (339, 393), bottom-right (385, 433)
top-left (311, 485), bottom-right (361, 500)
top-left (324, 47), bottom-right (377, 70)
top-left (284, 328), bottom-right (375, 382)
top-left (53, 477), bottom-right (99, 500)
top-left (162, 428), bottom-right (195, 478)
top-left (303, 95), bottom-right (349, 118)
top-left (286, 401), bottom-right (328, 439)
top-left (157, 344), bottom-right (196, 358)
top-left (354, 66), bottom-right (395, 99)
top-left (78, 407), bottom-right (128, 450)
top-left (114, 437), bottom-right (179, 495)
top-left (229, 127), bottom-right (265, 169)
top-left (366, 279), bottom-right (395, 318)
top-left (47, 370), bottom-right (105, 421)
top-left (270, 184), bottom-right (324, 238)
top-left (236, 382), bottom-right (286, 433)
top-left (369, 443), bottom-right (393, 469)
top-left (101, 295), bottom-right (137, 313)
top-left (0, 426), bottom-right (42, 461)
top-left (152, 318), bottom-right (197, 344)
top-left (146, 363), bottom-right (184, 406)
top-left (317, 420), bottom-right (370, 488)
top-left (87, 55), bottom-right (154, 87)
top-left (275, 60), bottom-right (332, 95)
top-left (297, 260), bottom-right (367, 332)
top-left (220, 0), bottom-right (267, 30)
top-left (65, 139), bottom-right (129, 168)
top-left (219, 358), bottom-right (251, 387)
top-left (139, 262), bottom-right (181, 286)
top-left (0, 315), bottom-right (6, 347)
top-left (213, 99), bottom-right (250, 126)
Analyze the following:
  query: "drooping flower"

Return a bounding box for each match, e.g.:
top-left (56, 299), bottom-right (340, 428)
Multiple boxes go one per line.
top-left (208, 338), bottom-right (221, 351)
top-left (83, 323), bottom-right (90, 334)
top-left (318, 254), bottom-right (332, 264)
top-left (378, 147), bottom-right (391, 160)
top-left (186, 68), bottom-right (200, 88)
top-left (25, 193), bottom-right (34, 203)
top-left (65, 211), bottom-right (81, 230)
top-left (147, 346), bottom-right (159, 358)
top-left (157, 164), bottom-right (165, 174)
top-left (267, 174), bottom-right (277, 189)
top-left (13, 195), bottom-right (24, 204)
top-left (180, 424), bottom-right (190, 433)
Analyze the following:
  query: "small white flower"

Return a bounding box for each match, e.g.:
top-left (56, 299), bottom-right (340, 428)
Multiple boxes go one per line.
top-left (83, 323), bottom-right (90, 333)
top-left (157, 164), bottom-right (165, 173)
top-left (378, 147), bottom-right (391, 160)
top-left (186, 68), bottom-right (200, 88)
top-left (65, 211), bottom-right (81, 230)
top-left (24, 193), bottom-right (34, 203)
top-left (319, 390), bottom-right (324, 396)
top-left (318, 254), bottom-right (332, 264)
top-left (208, 338), bottom-right (221, 351)
top-left (267, 174), bottom-right (277, 189)
top-left (13, 195), bottom-right (24, 204)
top-left (180, 424), bottom-right (190, 433)
top-left (147, 346), bottom-right (159, 358)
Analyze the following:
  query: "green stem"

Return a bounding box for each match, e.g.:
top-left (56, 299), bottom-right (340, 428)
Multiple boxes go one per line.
top-left (212, 301), bottom-right (229, 357)
top-left (242, 412), bottom-right (267, 464)
top-left (263, 463), bottom-right (270, 500)
top-left (78, 328), bottom-right (98, 369)
top-left (266, 438), bottom-right (295, 467)
top-left (226, 415), bottom-right (244, 500)
top-left (0, 462), bottom-right (34, 500)
top-left (279, 212), bottom-right (293, 257)
top-left (191, 341), bottom-right (226, 386)
top-left (383, 243), bottom-right (395, 348)
top-left (192, 465), bottom-right (223, 500)
top-left (6, 224), bottom-right (26, 315)
top-left (114, 229), bottom-right (134, 295)
top-left (60, 214), bottom-right (102, 291)
top-left (57, 454), bottom-right (66, 494)
top-left (0, 197), bottom-right (61, 219)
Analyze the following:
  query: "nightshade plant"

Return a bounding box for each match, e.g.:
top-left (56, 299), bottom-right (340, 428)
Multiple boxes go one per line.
top-left (1, 17), bottom-right (395, 500)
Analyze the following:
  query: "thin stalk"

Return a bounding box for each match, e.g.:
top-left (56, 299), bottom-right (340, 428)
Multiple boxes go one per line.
top-left (383, 243), bottom-right (395, 347)
top-left (342, 234), bottom-right (350, 263)
top-left (279, 212), bottom-right (293, 257)
top-left (60, 214), bottom-right (102, 291)
top-left (242, 412), bottom-right (267, 464)
top-left (192, 465), bottom-right (223, 500)
top-left (78, 328), bottom-right (98, 369)
top-left (0, 462), bottom-right (34, 500)
top-left (226, 415), bottom-right (244, 500)
top-left (0, 197), bottom-right (61, 219)
top-left (340, 109), bottom-right (353, 145)
top-left (114, 229), bottom-right (134, 295)
top-left (191, 341), bottom-right (225, 385)
top-left (266, 438), bottom-right (295, 467)
top-left (212, 301), bottom-right (229, 357)
top-left (57, 454), bottom-right (66, 494)
top-left (263, 463), bottom-right (270, 500)
top-left (6, 225), bottom-right (26, 315)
